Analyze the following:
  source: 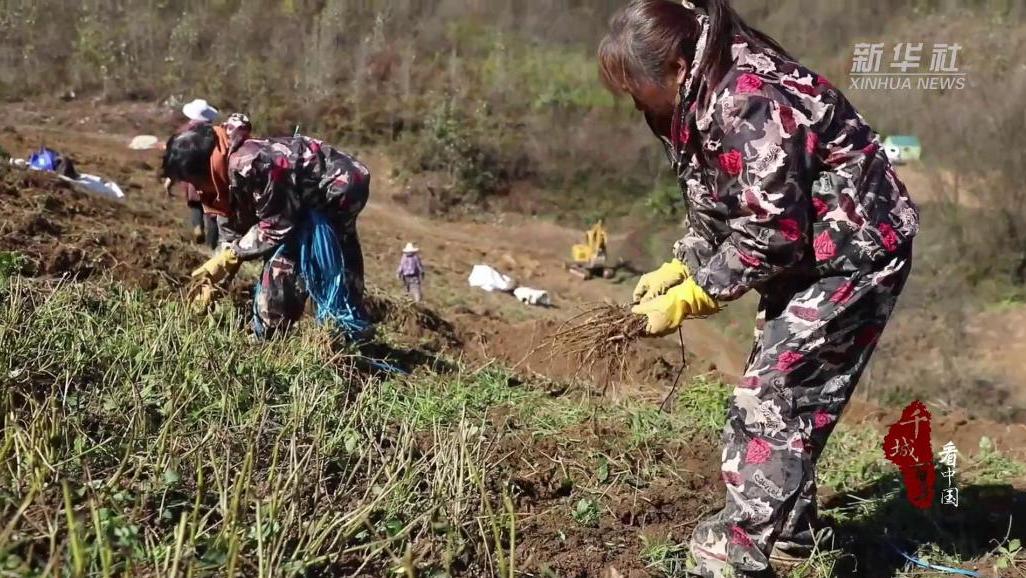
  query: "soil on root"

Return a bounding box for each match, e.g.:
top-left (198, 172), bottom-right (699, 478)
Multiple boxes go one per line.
top-left (455, 310), bottom-right (695, 403)
top-left (544, 304), bottom-right (648, 386)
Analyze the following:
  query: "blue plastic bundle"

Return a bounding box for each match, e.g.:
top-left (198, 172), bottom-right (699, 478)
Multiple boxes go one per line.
top-left (28, 147), bottom-right (59, 171)
top-left (296, 210), bottom-right (373, 340)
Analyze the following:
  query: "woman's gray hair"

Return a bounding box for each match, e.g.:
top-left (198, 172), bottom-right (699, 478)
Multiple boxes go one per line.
top-left (597, 0), bottom-right (702, 92)
top-left (598, 0), bottom-right (792, 94)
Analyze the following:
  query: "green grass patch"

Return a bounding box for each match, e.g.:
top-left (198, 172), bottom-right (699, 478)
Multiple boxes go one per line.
top-left (965, 437), bottom-right (1026, 484)
top-left (985, 291), bottom-right (1026, 312)
top-left (0, 251), bottom-right (27, 279)
top-left (639, 533), bottom-right (690, 577)
top-left (817, 426), bottom-right (896, 494)
top-left (674, 375), bottom-right (732, 436)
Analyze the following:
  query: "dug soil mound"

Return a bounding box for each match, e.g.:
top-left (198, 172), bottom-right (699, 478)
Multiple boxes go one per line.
top-left (0, 165), bottom-right (203, 290)
top-left (365, 289), bottom-right (463, 351)
top-left (507, 433), bottom-right (722, 578)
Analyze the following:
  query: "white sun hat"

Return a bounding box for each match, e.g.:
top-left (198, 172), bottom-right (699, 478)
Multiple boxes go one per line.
top-left (402, 242), bottom-right (419, 253)
top-left (182, 99), bottom-right (219, 122)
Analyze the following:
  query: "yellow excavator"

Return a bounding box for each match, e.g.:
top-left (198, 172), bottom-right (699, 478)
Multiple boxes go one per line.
top-left (567, 220), bottom-right (618, 280)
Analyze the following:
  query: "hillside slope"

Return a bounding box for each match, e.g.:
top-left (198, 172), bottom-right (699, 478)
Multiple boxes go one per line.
top-left (3, 99), bottom-right (1026, 577)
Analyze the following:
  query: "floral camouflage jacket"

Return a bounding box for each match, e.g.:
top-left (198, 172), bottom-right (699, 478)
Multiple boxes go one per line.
top-left (221, 136), bottom-right (370, 261)
top-left (663, 39), bottom-right (920, 302)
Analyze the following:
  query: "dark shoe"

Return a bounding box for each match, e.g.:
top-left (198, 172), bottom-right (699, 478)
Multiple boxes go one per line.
top-left (192, 225), bottom-right (205, 244)
top-left (769, 547), bottom-right (807, 569)
top-left (770, 526), bottom-right (835, 567)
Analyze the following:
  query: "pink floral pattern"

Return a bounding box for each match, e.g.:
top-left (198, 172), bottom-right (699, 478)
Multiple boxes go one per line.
top-left (719, 150), bottom-right (744, 176)
top-left (227, 136), bottom-right (370, 260)
top-left (779, 105), bottom-right (797, 134)
top-left (789, 306), bottom-right (819, 321)
top-left (813, 231), bottom-right (836, 261)
top-left (745, 438), bottom-right (773, 464)
top-left (730, 525), bottom-right (755, 547)
top-left (776, 351), bottom-right (804, 372)
top-left (268, 156), bottom-right (290, 183)
top-left (806, 132), bottom-right (819, 155)
top-left (738, 250), bottom-right (762, 268)
top-left (830, 281), bottom-right (855, 304)
top-left (779, 218), bottom-right (801, 241)
top-left (736, 73), bottom-right (764, 94)
top-left (665, 39), bottom-right (918, 304)
top-left (812, 197), bottom-right (828, 218)
top-left (667, 39), bottom-right (917, 577)
top-left (879, 223), bottom-right (900, 252)
top-left (813, 409), bottom-right (835, 429)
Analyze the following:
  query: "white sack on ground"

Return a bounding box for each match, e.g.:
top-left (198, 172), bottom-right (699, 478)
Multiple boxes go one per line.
top-left (468, 264), bottom-right (516, 292)
top-left (60, 174), bottom-right (126, 201)
top-left (514, 287), bottom-right (550, 306)
top-left (128, 135), bottom-right (160, 150)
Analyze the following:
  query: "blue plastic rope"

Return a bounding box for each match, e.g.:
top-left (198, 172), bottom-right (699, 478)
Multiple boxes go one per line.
top-left (367, 358), bottom-right (408, 375)
top-left (888, 541), bottom-right (980, 577)
top-left (297, 210), bottom-right (372, 339)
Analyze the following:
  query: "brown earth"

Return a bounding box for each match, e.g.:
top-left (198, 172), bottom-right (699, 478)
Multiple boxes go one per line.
top-left (482, 421), bottom-right (723, 578)
top-left (0, 166), bottom-right (203, 290)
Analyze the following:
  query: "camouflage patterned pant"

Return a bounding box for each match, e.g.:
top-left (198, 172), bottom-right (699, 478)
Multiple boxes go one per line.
top-left (689, 249), bottom-right (912, 577)
top-left (251, 219), bottom-right (366, 340)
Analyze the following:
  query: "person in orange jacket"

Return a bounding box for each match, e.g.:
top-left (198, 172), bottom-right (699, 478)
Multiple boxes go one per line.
top-left (163, 99), bottom-right (227, 250)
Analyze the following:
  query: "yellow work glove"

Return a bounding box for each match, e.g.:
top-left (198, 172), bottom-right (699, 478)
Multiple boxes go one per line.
top-left (188, 248), bottom-right (241, 314)
top-left (190, 248), bottom-right (241, 285)
top-left (630, 278), bottom-right (719, 337)
top-left (187, 282), bottom-right (220, 315)
top-left (632, 259), bottom-right (690, 304)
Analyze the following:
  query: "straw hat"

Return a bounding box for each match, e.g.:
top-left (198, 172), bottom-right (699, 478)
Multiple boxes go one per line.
top-left (402, 242), bottom-right (419, 253)
top-left (182, 99), bottom-right (219, 122)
